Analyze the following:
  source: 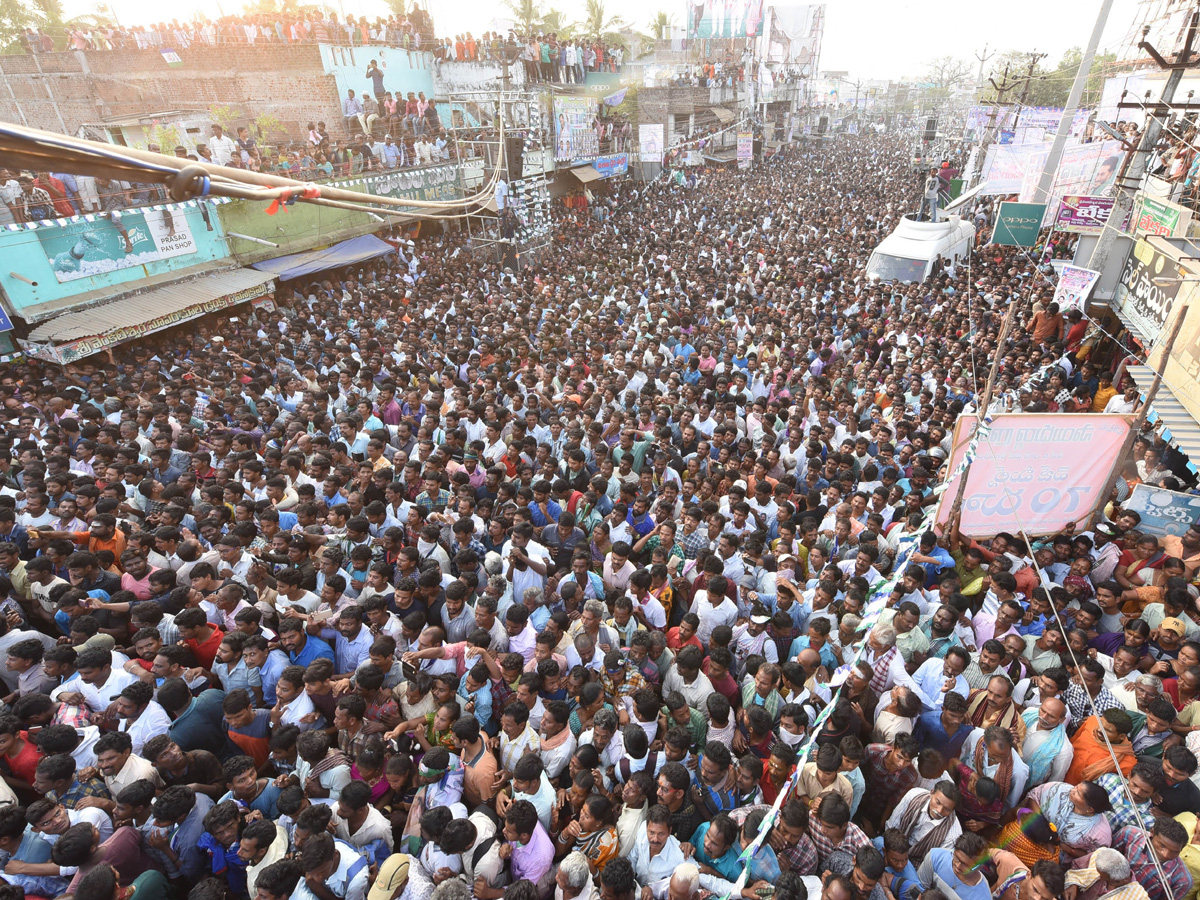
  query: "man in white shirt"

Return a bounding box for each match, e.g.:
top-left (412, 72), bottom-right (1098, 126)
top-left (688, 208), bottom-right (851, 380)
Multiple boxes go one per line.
top-left (688, 575), bottom-right (738, 644)
top-left (207, 125), bottom-right (238, 166)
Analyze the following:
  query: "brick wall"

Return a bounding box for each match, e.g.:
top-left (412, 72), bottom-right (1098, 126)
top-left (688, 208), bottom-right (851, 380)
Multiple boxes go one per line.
top-left (0, 44), bottom-right (349, 140)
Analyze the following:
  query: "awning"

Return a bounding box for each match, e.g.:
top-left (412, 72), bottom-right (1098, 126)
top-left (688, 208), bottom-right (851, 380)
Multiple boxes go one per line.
top-left (1127, 364), bottom-right (1200, 460)
top-left (570, 165), bottom-right (604, 184)
top-left (250, 234), bottom-right (395, 281)
top-left (711, 107), bottom-right (737, 124)
top-left (21, 267), bottom-right (275, 364)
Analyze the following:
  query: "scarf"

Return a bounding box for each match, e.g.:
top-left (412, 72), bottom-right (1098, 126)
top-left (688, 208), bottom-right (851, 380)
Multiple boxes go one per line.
top-left (974, 733), bottom-right (1013, 806)
top-left (895, 789), bottom-right (957, 862)
top-left (967, 688), bottom-right (1020, 733)
top-left (310, 749), bottom-right (351, 779)
top-left (1020, 708), bottom-right (1065, 786)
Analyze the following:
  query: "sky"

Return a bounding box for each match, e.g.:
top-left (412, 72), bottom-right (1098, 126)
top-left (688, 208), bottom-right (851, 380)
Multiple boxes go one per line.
top-left (66, 0), bottom-right (1150, 82)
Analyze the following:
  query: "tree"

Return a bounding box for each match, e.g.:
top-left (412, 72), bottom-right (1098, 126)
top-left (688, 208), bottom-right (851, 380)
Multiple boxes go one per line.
top-left (384, 0), bottom-right (412, 18)
top-left (582, 0), bottom-right (624, 39)
top-left (538, 8), bottom-right (575, 39)
top-left (0, 0), bottom-right (39, 52)
top-left (1024, 47), bottom-right (1118, 107)
top-left (648, 10), bottom-right (673, 41)
top-left (924, 55), bottom-right (973, 92)
top-left (505, 0), bottom-right (543, 36)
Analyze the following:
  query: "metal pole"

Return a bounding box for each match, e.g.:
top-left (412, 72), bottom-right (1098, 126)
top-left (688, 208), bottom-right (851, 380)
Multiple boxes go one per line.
top-left (1083, 9), bottom-right (1199, 273)
top-left (1032, 0), bottom-right (1116, 204)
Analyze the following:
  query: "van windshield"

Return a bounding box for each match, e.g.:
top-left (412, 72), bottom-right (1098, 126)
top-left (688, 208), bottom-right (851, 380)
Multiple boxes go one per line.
top-left (866, 253), bottom-right (927, 283)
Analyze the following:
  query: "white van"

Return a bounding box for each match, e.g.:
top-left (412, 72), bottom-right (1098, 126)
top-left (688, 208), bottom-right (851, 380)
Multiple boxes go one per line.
top-left (865, 214), bottom-right (976, 283)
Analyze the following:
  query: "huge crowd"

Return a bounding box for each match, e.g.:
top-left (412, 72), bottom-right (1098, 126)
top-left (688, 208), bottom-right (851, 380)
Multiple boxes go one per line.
top-left (0, 132), bottom-right (1197, 900)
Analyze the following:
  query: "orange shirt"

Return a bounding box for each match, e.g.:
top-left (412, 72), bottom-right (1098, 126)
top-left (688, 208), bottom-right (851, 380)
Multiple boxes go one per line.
top-left (1066, 716), bottom-right (1136, 783)
top-left (70, 530), bottom-right (128, 564)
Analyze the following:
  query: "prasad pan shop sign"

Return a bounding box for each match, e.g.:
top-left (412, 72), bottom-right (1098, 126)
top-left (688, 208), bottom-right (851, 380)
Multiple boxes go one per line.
top-left (1115, 238), bottom-right (1186, 343)
top-left (365, 165), bottom-right (460, 203)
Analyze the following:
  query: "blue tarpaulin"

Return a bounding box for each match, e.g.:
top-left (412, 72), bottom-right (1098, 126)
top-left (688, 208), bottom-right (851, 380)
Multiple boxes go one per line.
top-left (250, 234), bottom-right (395, 281)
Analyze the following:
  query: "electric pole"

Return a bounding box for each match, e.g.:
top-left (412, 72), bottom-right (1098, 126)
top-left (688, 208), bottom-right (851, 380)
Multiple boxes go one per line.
top-left (1008, 51), bottom-right (1048, 133)
top-left (1084, 10), bottom-right (1199, 275)
top-left (974, 43), bottom-right (994, 91)
top-left (1032, 0), bottom-right (1116, 204)
top-left (970, 63), bottom-right (1018, 185)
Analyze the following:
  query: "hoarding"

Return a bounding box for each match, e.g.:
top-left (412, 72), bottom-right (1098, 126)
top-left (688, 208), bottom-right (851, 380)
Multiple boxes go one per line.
top-left (1114, 237), bottom-right (1187, 343)
top-left (688, 0), bottom-right (766, 38)
top-left (762, 3), bottom-right (823, 73)
top-left (639, 123), bottom-right (664, 162)
top-left (1131, 193), bottom-right (1193, 238)
top-left (39, 209), bottom-right (197, 284)
top-left (937, 414), bottom-right (1132, 538)
top-left (1054, 195), bottom-right (1119, 234)
top-left (1051, 265), bottom-right (1101, 311)
top-left (737, 131), bottom-right (753, 169)
top-left (991, 202), bottom-right (1046, 247)
top-left (553, 96), bottom-right (600, 161)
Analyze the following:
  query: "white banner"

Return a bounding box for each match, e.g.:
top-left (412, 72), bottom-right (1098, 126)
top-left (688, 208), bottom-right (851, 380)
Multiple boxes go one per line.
top-left (1052, 264), bottom-right (1101, 310)
top-left (638, 123), bottom-right (664, 162)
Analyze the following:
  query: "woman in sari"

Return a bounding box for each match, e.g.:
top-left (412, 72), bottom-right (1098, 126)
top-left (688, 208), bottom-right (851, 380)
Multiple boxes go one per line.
top-left (556, 794), bottom-right (620, 875)
top-left (1024, 780), bottom-right (1112, 859)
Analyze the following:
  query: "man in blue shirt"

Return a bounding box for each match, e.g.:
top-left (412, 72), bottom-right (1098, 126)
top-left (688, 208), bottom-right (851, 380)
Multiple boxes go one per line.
top-left (688, 814), bottom-right (742, 881)
top-left (158, 679), bottom-right (237, 761)
top-left (912, 692), bottom-right (972, 759)
top-left (278, 618), bottom-right (335, 667)
top-left (910, 531), bottom-right (955, 588)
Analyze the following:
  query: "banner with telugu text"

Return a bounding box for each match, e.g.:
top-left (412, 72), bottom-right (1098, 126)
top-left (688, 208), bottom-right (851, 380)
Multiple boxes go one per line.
top-left (936, 413), bottom-right (1131, 538)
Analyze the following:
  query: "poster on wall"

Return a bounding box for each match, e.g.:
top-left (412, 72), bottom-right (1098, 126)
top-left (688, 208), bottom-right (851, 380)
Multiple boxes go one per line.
top-left (553, 96), bottom-right (599, 161)
top-left (737, 131), bottom-right (753, 169)
top-left (638, 123), bottom-right (664, 162)
top-left (1052, 265), bottom-right (1101, 310)
top-left (762, 4), bottom-right (823, 73)
top-left (38, 209), bottom-right (197, 283)
top-left (688, 0), bottom-right (765, 38)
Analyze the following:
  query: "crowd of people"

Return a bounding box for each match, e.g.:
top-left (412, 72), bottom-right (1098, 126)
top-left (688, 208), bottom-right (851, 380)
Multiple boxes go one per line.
top-left (0, 132), bottom-right (1197, 900)
top-left (18, 8), bottom-right (629, 84)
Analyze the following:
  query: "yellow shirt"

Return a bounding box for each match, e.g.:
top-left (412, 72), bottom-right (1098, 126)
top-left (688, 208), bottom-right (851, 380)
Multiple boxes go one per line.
top-left (1092, 384), bottom-right (1118, 412)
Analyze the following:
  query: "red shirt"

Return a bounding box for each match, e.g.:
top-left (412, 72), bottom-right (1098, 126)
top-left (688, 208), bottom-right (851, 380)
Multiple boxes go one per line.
top-left (4, 732), bottom-right (42, 783)
top-left (185, 626), bottom-right (225, 669)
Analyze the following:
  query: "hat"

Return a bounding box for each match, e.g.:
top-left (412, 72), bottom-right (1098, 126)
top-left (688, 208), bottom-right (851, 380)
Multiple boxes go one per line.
top-left (368, 854), bottom-right (410, 900)
top-left (1095, 523), bottom-right (1117, 538)
top-left (1161, 617), bottom-right (1187, 636)
top-left (750, 613), bottom-right (771, 625)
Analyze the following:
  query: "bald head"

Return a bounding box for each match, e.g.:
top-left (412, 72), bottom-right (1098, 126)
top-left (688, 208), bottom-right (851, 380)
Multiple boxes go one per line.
top-left (1037, 697), bottom-right (1067, 730)
top-left (798, 648), bottom-right (821, 670)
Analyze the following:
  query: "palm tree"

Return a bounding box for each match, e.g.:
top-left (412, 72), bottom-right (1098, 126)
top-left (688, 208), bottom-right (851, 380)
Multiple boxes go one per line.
top-left (384, 0), bottom-right (412, 17)
top-left (582, 0), bottom-right (624, 39)
top-left (648, 10), bottom-right (672, 40)
top-left (538, 7), bottom-right (575, 39)
top-left (505, 0), bottom-right (542, 36)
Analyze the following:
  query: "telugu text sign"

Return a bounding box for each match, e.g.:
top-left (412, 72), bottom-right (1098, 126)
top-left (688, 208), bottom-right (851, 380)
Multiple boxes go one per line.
top-left (936, 414), bottom-right (1131, 538)
top-left (1055, 195), bottom-right (1118, 234)
top-left (1124, 483), bottom-right (1200, 537)
top-left (1114, 238), bottom-right (1186, 343)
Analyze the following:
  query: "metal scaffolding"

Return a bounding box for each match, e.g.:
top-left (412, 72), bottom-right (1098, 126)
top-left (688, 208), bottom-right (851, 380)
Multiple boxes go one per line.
top-left (446, 87), bottom-right (554, 270)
